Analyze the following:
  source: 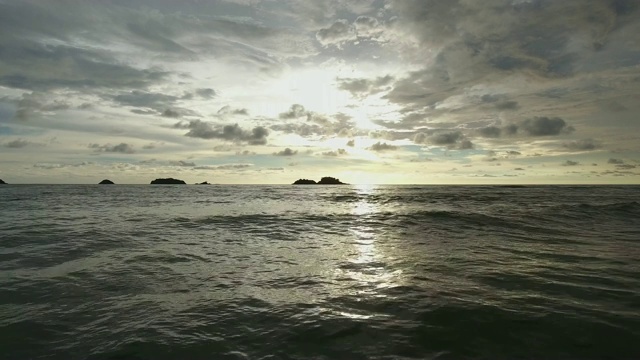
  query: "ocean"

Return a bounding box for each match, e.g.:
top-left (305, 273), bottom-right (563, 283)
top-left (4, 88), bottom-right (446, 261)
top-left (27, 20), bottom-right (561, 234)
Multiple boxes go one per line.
top-left (1, 184), bottom-right (639, 359)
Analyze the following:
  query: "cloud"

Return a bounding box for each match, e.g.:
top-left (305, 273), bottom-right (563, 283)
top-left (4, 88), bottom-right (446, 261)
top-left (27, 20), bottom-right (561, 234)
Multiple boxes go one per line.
top-left (194, 164), bottom-right (252, 170)
top-left (3, 139), bottom-right (30, 148)
top-left (274, 148), bottom-right (298, 156)
top-left (89, 143), bottom-right (135, 154)
top-left (608, 158), bottom-right (625, 164)
top-left (354, 16), bottom-right (380, 37)
top-left (520, 117), bottom-right (571, 136)
top-left (322, 149), bottom-right (347, 156)
top-left (279, 104), bottom-right (309, 119)
top-left (218, 106), bottom-right (249, 115)
top-left (177, 121), bottom-right (269, 145)
top-left (477, 117), bottom-right (573, 138)
top-left (337, 75), bottom-right (394, 97)
top-left (563, 160), bottom-right (580, 166)
top-left (169, 160), bottom-right (196, 167)
top-left (195, 88), bottom-right (216, 99)
top-left (161, 109), bottom-right (181, 118)
top-left (346, 139), bottom-right (355, 147)
top-left (563, 139), bottom-right (601, 151)
top-left (112, 91), bottom-right (178, 109)
top-left (369, 142), bottom-right (397, 151)
top-left (316, 19), bottom-right (355, 47)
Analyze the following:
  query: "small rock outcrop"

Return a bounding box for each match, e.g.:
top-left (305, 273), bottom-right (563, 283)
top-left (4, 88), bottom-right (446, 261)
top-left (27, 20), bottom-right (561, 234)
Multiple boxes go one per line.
top-left (99, 179), bottom-right (114, 184)
top-left (151, 178), bottom-right (186, 184)
top-left (0, 179), bottom-right (6, 184)
top-left (293, 177), bottom-right (347, 185)
top-left (196, 181), bottom-right (211, 185)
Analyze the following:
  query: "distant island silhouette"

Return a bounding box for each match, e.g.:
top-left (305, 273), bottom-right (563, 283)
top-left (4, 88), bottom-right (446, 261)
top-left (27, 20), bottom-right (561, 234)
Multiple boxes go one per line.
top-left (0, 179), bottom-right (6, 184)
top-left (196, 181), bottom-right (211, 185)
top-left (293, 177), bottom-right (347, 185)
top-left (151, 178), bottom-right (186, 184)
top-left (99, 179), bottom-right (114, 184)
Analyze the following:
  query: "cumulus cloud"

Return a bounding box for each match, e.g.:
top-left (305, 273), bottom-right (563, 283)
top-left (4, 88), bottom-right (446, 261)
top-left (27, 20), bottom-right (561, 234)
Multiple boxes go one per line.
top-left (369, 142), bottom-right (397, 151)
top-left (89, 143), bottom-right (135, 154)
top-left (316, 19), bottom-right (355, 46)
top-left (176, 121), bottom-right (269, 145)
top-left (520, 117), bottom-right (572, 136)
top-left (354, 16), bottom-right (381, 37)
top-left (218, 106), bottom-right (249, 115)
top-left (279, 104), bottom-right (309, 119)
top-left (563, 139), bottom-right (601, 151)
top-left (274, 148), bottom-right (298, 156)
top-left (322, 149), bottom-right (347, 156)
top-left (346, 139), bottom-right (355, 147)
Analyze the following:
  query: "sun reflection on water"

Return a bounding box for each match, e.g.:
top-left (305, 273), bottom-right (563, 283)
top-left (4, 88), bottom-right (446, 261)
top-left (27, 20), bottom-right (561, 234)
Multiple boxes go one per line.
top-left (336, 184), bottom-right (403, 304)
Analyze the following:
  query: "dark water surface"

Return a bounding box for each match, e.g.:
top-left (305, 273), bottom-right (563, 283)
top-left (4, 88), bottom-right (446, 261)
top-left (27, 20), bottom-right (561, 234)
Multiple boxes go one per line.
top-left (1, 185), bottom-right (639, 359)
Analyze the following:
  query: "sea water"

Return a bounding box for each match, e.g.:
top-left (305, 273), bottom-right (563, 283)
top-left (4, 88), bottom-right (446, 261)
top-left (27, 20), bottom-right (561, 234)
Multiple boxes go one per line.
top-left (1, 185), bottom-right (639, 359)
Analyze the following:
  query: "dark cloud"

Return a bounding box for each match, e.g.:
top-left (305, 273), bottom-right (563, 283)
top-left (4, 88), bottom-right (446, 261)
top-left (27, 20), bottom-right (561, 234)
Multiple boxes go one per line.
top-left (477, 118), bottom-right (572, 138)
top-left (218, 106), bottom-right (249, 115)
top-left (322, 149), bottom-right (347, 156)
top-left (520, 117), bottom-right (571, 136)
top-left (177, 121), bottom-right (269, 145)
top-left (0, 41), bottom-right (168, 91)
top-left (279, 104), bottom-right (308, 119)
top-left (608, 158), bottom-right (625, 164)
top-left (112, 91), bottom-right (178, 109)
top-left (316, 19), bottom-right (355, 46)
top-left (346, 139), bottom-right (355, 147)
top-left (195, 88), bottom-right (216, 99)
top-left (3, 139), bottom-right (30, 148)
top-left (337, 75), bottom-right (394, 97)
top-left (162, 109), bottom-right (181, 118)
top-left (495, 101), bottom-right (519, 110)
top-left (563, 160), bottom-right (580, 166)
top-left (369, 142), bottom-right (397, 151)
top-left (274, 148), bottom-right (298, 156)
top-left (89, 143), bottom-right (135, 154)
top-left (563, 139), bottom-right (601, 151)
top-left (616, 164), bottom-right (637, 169)
top-left (429, 131), bottom-right (463, 145)
top-left (477, 126), bottom-right (501, 138)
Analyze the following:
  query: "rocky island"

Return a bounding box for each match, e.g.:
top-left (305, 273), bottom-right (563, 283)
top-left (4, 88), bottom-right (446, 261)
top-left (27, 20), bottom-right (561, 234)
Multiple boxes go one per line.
top-left (0, 179), bottom-right (6, 184)
top-left (293, 177), bottom-right (347, 185)
top-left (151, 178), bottom-right (186, 184)
top-left (99, 179), bottom-right (114, 184)
top-left (196, 181), bottom-right (211, 185)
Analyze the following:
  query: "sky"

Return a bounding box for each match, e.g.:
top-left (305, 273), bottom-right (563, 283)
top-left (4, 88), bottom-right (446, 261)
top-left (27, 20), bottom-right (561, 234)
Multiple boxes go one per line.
top-left (1, 0), bottom-right (639, 184)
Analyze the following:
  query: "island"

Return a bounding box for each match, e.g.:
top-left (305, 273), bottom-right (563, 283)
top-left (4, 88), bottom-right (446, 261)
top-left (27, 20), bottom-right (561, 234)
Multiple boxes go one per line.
top-left (196, 181), bottom-right (211, 185)
top-left (293, 177), bottom-right (347, 185)
top-left (151, 178), bottom-right (186, 184)
top-left (99, 179), bottom-right (114, 184)
top-left (0, 179), bottom-right (6, 184)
